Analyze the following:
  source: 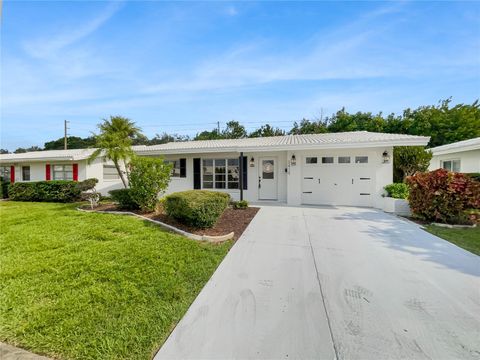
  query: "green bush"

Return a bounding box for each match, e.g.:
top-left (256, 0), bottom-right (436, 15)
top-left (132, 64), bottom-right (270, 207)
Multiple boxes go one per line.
top-left (109, 189), bottom-right (139, 210)
top-left (406, 169), bottom-right (480, 224)
top-left (164, 190), bottom-right (230, 228)
top-left (9, 181), bottom-right (82, 202)
top-left (0, 178), bottom-right (10, 199)
top-left (466, 173), bottom-right (480, 182)
top-left (384, 183), bottom-right (409, 199)
top-left (232, 200), bottom-right (249, 209)
top-left (128, 156), bottom-right (172, 212)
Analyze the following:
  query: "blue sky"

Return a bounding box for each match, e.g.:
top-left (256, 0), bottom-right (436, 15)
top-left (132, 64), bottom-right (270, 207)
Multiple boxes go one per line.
top-left (1, 1), bottom-right (479, 150)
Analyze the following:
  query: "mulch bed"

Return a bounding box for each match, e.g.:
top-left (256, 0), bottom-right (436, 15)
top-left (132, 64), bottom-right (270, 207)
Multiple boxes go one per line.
top-left (79, 203), bottom-right (259, 241)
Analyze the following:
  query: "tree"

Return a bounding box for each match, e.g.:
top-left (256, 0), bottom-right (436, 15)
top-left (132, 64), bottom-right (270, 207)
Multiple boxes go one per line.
top-left (0, 149), bottom-right (9, 154)
top-left (249, 124), bottom-right (285, 138)
top-left (222, 120), bottom-right (247, 139)
top-left (194, 129), bottom-right (223, 140)
top-left (393, 146), bottom-right (432, 182)
top-left (290, 118), bottom-right (328, 134)
top-left (148, 132), bottom-right (190, 145)
top-left (44, 136), bottom-right (95, 150)
top-left (128, 156), bottom-right (172, 212)
top-left (14, 146), bottom-right (42, 153)
top-left (88, 116), bottom-right (142, 188)
top-left (326, 109), bottom-right (386, 133)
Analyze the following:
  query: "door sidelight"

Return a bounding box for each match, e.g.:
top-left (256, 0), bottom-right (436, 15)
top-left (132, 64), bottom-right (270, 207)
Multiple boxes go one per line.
top-left (258, 176), bottom-right (261, 188)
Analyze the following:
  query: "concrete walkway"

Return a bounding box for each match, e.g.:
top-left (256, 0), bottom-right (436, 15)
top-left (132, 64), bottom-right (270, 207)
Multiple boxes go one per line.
top-left (155, 205), bottom-right (480, 360)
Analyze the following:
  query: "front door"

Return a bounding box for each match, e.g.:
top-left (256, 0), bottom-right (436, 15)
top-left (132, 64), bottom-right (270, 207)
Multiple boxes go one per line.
top-left (258, 158), bottom-right (277, 200)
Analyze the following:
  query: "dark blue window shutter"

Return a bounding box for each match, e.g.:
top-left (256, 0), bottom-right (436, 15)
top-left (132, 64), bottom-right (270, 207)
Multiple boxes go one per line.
top-left (242, 156), bottom-right (248, 190)
top-left (193, 158), bottom-right (201, 189)
top-left (180, 158), bottom-right (186, 178)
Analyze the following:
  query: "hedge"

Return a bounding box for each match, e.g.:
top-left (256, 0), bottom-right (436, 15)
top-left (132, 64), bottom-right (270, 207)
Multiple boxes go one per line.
top-left (8, 179), bottom-right (97, 202)
top-left (0, 178), bottom-right (9, 199)
top-left (109, 188), bottom-right (139, 210)
top-left (384, 183), bottom-right (409, 199)
top-left (406, 169), bottom-right (480, 224)
top-left (164, 190), bottom-right (230, 228)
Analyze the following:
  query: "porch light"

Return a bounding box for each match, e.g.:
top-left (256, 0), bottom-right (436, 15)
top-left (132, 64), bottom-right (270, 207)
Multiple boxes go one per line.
top-left (382, 150), bottom-right (390, 163)
top-left (249, 157), bottom-right (255, 167)
top-left (291, 154), bottom-right (297, 166)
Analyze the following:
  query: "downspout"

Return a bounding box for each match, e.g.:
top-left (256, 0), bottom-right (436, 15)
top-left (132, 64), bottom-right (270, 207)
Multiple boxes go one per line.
top-left (239, 152), bottom-right (243, 201)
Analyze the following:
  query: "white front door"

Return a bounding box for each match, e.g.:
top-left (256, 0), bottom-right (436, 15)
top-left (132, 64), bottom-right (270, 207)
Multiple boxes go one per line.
top-left (259, 157), bottom-right (277, 200)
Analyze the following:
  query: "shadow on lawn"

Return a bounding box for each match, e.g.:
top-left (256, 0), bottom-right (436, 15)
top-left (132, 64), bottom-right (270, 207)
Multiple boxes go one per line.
top-left (334, 210), bottom-right (480, 277)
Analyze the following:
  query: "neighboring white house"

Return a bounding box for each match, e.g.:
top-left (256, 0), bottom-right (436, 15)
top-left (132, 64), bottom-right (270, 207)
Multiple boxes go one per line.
top-left (0, 131), bottom-right (429, 208)
top-left (428, 137), bottom-right (480, 173)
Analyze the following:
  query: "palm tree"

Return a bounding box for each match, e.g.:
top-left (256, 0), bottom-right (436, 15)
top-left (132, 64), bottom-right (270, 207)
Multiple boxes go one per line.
top-left (89, 116), bottom-right (142, 188)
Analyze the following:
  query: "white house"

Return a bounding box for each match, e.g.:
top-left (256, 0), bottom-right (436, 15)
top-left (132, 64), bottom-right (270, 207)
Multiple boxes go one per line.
top-left (0, 131), bottom-right (429, 208)
top-left (428, 137), bottom-right (480, 173)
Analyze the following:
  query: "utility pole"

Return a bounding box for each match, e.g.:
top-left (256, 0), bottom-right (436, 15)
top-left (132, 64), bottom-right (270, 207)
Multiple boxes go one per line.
top-left (64, 120), bottom-right (69, 150)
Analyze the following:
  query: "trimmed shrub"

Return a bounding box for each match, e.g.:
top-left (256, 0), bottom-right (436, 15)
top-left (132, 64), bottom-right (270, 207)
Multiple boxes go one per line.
top-left (384, 183), bottom-right (409, 199)
top-left (164, 190), bottom-right (230, 228)
top-left (406, 169), bottom-right (480, 224)
top-left (109, 189), bottom-right (139, 210)
top-left (0, 178), bottom-right (9, 199)
top-left (77, 178), bottom-right (98, 192)
top-left (128, 156), bottom-right (172, 212)
top-left (232, 200), bottom-right (249, 209)
top-left (9, 181), bottom-right (82, 202)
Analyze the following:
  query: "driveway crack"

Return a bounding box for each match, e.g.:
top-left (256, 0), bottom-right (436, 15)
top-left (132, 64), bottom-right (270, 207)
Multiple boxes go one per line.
top-left (302, 210), bottom-right (340, 360)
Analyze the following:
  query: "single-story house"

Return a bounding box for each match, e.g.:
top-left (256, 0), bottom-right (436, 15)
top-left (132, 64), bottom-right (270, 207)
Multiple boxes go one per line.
top-left (428, 137), bottom-right (480, 174)
top-left (0, 131), bottom-right (429, 208)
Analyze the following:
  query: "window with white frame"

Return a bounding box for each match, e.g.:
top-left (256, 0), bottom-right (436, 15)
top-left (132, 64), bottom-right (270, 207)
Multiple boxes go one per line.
top-left (103, 165), bottom-right (120, 180)
top-left (305, 157), bottom-right (318, 164)
top-left (52, 165), bottom-right (73, 180)
top-left (322, 157), bottom-right (334, 164)
top-left (0, 166), bottom-right (10, 182)
top-left (22, 166), bottom-right (30, 181)
top-left (441, 159), bottom-right (461, 172)
top-left (355, 156), bottom-right (368, 164)
top-left (202, 158), bottom-right (239, 190)
top-left (165, 160), bottom-right (181, 177)
top-left (338, 156), bottom-right (351, 164)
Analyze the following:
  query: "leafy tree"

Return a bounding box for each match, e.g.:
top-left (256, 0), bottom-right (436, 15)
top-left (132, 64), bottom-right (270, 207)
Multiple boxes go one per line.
top-left (222, 120), bottom-right (247, 139)
top-left (0, 149), bottom-right (9, 154)
top-left (194, 129), bottom-right (223, 140)
top-left (393, 146), bottom-right (432, 182)
top-left (14, 146), bottom-right (42, 153)
top-left (88, 116), bottom-right (142, 188)
top-left (327, 109), bottom-right (386, 133)
top-left (44, 136), bottom-right (95, 150)
top-left (290, 118), bottom-right (328, 135)
top-left (148, 132), bottom-right (190, 145)
top-left (249, 124), bottom-right (285, 138)
top-left (128, 156), bottom-right (172, 212)
top-left (131, 133), bottom-right (150, 146)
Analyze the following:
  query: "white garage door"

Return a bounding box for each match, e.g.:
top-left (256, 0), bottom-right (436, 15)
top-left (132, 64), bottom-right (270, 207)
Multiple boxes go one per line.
top-left (301, 155), bottom-right (374, 207)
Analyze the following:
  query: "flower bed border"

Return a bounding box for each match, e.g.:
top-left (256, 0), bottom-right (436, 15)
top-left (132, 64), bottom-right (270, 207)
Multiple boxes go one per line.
top-left (77, 208), bottom-right (234, 243)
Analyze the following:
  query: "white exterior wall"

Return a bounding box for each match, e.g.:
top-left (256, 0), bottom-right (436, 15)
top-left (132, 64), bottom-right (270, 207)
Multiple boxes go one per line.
top-left (429, 149), bottom-right (480, 173)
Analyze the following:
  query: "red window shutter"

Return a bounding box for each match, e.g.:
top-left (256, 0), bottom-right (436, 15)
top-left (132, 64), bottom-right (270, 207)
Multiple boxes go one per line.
top-left (46, 164), bottom-right (51, 180)
top-left (73, 163), bottom-right (78, 181)
top-left (10, 166), bottom-right (15, 183)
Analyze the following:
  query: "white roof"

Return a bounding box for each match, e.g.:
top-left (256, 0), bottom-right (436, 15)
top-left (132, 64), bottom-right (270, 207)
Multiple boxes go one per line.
top-left (429, 137), bottom-right (480, 156)
top-left (0, 146), bottom-right (148, 163)
top-left (0, 132), bottom-right (429, 162)
top-left (137, 131), bottom-right (430, 155)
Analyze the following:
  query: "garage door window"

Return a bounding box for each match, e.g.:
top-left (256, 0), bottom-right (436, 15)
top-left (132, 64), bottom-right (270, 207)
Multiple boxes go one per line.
top-left (322, 157), bottom-right (334, 164)
top-left (338, 156), bottom-right (351, 164)
top-left (355, 156), bottom-right (368, 164)
top-left (305, 157), bottom-right (317, 164)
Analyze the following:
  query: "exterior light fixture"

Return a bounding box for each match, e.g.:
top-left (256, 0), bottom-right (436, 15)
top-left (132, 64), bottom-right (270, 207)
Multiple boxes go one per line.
top-left (291, 154), bottom-right (297, 166)
top-left (382, 150), bottom-right (390, 163)
top-left (249, 157), bottom-right (255, 167)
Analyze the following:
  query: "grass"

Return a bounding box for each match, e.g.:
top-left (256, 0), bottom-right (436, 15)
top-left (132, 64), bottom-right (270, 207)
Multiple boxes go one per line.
top-left (0, 202), bottom-right (232, 360)
top-left (425, 225), bottom-right (480, 256)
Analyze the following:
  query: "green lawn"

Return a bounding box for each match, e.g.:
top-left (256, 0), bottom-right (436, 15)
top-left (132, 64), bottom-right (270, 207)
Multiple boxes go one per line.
top-left (425, 225), bottom-right (480, 256)
top-left (0, 202), bottom-right (232, 360)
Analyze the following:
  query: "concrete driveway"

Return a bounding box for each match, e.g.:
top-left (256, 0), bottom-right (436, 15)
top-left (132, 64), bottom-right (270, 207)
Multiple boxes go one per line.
top-left (155, 206), bottom-right (480, 360)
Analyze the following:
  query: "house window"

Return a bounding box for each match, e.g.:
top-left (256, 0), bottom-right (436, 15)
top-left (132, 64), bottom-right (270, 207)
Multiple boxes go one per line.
top-left (203, 158), bottom-right (239, 190)
top-left (52, 165), bottom-right (73, 180)
top-left (306, 157), bottom-right (318, 164)
top-left (0, 166), bottom-right (10, 182)
top-left (442, 160), bottom-right (461, 172)
top-left (103, 165), bottom-right (120, 180)
top-left (22, 166), bottom-right (30, 181)
top-left (355, 156), bottom-right (368, 164)
top-left (322, 157), bottom-right (334, 164)
top-left (338, 156), bottom-right (351, 164)
top-left (165, 160), bottom-right (181, 177)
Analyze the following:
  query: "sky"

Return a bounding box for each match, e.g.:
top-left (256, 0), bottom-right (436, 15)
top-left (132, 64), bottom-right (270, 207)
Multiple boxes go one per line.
top-left (1, 0), bottom-right (479, 151)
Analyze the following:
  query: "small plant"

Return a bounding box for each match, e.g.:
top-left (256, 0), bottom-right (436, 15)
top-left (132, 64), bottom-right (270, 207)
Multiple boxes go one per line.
top-left (164, 190), bottom-right (230, 228)
top-left (232, 200), bottom-right (249, 209)
top-left (128, 156), bottom-right (172, 212)
top-left (384, 183), bottom-right (409, 199)
top-left (109, 189), bottom-right (139, 210)
top-left (78, 178), bottom-right (100, 209)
